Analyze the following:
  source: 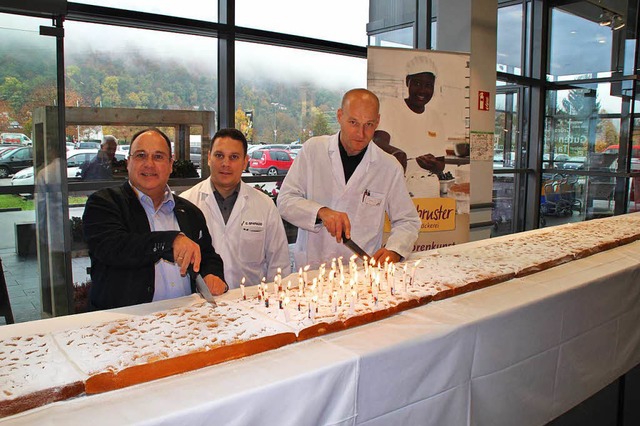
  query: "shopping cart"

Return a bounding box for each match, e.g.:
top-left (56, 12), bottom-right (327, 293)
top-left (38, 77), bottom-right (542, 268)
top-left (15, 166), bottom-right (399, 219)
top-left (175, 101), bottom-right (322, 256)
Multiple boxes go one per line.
top-left (540, 173), bottom-right (582, 217)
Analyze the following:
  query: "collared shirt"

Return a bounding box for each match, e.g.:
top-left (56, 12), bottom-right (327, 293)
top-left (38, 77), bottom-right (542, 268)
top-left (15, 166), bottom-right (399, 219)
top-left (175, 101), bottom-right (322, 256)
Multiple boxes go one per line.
top-left (130, 182), bottom-right (191, 301)
top-left (212, 181), bottom-right (241, 225)
top-left (338, 133), bottom-right (368, 183)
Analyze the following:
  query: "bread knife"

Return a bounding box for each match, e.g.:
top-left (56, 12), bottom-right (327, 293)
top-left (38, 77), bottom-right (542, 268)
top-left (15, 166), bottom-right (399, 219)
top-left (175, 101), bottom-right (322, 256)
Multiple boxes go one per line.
top-left (342, 233), bottom-right (370, 259)
top-left (195, 273), bottom-right (217, 307)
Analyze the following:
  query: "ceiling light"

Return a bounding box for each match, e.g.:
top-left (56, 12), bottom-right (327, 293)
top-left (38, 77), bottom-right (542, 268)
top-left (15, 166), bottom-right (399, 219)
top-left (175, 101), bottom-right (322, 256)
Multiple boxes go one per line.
top-left (599, 10), bottom-right (613, 26)
top-left (612, 15), bottom-right (625, 30)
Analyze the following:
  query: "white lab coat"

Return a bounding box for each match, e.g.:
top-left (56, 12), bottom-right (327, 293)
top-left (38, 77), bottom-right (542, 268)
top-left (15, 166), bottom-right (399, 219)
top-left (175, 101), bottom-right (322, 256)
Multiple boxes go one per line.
top-left (277, 132), bottom-right (420, 269)
top-left (181, 180), bottom-right (291, 288)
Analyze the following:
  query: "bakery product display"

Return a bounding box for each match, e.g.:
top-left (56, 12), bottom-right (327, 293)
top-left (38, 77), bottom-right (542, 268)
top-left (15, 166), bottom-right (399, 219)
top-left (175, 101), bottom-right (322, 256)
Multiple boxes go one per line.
top-left (0, 333), bottom-right (85, 418)
top-left (56, 300), bottom-right (296, 394)
top-left (2, 213), bottom-right (640, 418)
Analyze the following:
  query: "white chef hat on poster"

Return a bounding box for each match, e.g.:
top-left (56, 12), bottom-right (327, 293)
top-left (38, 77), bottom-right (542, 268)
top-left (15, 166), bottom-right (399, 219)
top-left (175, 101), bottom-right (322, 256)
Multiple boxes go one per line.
top-left (402, 55), bottom-right (440, 101)
top-left (405, 55), bottom-right (438, 77)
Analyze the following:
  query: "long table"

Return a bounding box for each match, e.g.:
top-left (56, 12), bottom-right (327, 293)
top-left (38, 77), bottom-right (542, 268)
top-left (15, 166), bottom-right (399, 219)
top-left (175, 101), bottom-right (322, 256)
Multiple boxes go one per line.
top-left (2, 237), bottom-right (640, 425)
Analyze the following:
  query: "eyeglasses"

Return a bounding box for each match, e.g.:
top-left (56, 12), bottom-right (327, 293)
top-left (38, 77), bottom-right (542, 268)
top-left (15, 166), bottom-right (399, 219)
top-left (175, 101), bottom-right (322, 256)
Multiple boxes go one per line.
top-left (130, 151), bottom-right (171, 163)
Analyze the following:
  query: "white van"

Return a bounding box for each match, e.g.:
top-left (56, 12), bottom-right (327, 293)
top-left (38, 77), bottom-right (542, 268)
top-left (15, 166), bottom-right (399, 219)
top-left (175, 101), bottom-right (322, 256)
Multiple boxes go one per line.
top-left (1, 133), bottom-right (32, 145)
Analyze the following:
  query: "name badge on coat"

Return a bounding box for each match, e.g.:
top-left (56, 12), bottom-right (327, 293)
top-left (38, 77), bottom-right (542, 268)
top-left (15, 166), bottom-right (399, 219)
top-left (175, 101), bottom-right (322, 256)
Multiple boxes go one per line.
top-left (242, 220), bottom-right (264, 233)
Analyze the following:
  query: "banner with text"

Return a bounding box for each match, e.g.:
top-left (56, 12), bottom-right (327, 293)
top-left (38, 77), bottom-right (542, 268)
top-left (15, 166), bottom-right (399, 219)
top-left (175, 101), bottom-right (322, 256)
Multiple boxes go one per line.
top-left (368, 47), bottom-right (471, 251)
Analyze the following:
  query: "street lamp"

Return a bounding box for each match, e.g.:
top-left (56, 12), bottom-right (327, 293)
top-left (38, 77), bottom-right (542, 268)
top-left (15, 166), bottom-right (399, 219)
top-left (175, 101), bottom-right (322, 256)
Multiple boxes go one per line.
top-left (270, 102), bottom-right (280, 143)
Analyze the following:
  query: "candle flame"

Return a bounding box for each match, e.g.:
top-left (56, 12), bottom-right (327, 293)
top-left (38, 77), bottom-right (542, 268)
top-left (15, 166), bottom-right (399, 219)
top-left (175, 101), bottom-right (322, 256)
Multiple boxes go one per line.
top-left (241, 277), bottom-right (245, 284)
top-left (304, 265), bottom-right (310, 271)
top-left (414, 260), bottom-right (421, 267)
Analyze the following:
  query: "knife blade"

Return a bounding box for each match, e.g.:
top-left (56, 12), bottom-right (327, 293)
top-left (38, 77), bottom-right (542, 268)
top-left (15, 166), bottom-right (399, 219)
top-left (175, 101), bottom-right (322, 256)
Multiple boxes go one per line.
top-left (194, 273), bottom-right (217, 307)
top-left (342, 233), bottom-right (371, 259)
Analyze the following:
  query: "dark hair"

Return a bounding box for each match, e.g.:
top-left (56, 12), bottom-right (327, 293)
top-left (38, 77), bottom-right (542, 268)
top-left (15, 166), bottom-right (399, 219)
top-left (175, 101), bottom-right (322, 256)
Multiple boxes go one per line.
top-left (130, 127), bottom-right (172, 155)
top-left (211, 128), bottom-right (248, 156)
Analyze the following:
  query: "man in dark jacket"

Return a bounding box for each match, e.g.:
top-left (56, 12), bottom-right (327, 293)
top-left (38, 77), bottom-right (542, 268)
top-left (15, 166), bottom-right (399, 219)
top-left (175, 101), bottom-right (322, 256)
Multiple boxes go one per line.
top-left (83, 128), bottom-right (226, 310)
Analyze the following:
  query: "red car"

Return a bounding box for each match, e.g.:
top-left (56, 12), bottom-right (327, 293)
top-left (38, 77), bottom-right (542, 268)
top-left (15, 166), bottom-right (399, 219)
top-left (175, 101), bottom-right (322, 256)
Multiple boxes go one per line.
top-left (248, 148), bottom-right (294, 176)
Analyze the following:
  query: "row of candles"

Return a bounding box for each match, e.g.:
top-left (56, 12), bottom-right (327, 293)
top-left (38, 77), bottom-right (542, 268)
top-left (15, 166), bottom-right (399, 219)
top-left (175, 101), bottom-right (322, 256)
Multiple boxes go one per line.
top-left (239, 255), bottom-right (422, 323)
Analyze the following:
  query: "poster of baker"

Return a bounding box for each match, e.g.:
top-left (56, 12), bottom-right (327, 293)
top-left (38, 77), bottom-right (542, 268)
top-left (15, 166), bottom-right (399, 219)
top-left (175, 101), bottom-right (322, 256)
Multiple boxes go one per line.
top-left (367, 46), bottom-right (471, 251)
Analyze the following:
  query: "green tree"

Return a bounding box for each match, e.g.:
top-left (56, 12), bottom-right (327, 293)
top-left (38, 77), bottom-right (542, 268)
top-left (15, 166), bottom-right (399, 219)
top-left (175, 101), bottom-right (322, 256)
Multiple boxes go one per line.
top-left (101, 76), bottom-right (121, 107)
top-left (235, 107), bottom-right (255, 142)
top-left (310, 107), bottom-right (331, 137)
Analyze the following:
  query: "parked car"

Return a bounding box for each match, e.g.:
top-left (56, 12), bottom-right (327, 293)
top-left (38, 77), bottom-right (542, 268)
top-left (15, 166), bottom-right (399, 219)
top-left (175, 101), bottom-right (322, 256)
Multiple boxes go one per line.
top-left (189, 146), bottom-right (201, 168)
top-left (0, 146), bottom-right (33, 178)
top-left (1, 132), bottom-right (32, 145)
top-left (248, 148), bottom-right (294, 176)
top-left (0, 144), bottom-right (22, 156)
top-left (75, 140), bottom-right (101, 150)
top-left (10, 149), bottom-right (126, 186)
top-left (117, 144), bottom-right (130, 154)
top-left (561, 156), bottom-right (586, 170)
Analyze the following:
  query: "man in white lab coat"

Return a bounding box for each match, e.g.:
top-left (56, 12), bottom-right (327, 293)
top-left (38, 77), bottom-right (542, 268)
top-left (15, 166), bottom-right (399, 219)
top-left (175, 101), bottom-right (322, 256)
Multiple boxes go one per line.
top-left (277, 89), bottom-right (421, 269)
top-left (182, 128), bottom-right (291, 288)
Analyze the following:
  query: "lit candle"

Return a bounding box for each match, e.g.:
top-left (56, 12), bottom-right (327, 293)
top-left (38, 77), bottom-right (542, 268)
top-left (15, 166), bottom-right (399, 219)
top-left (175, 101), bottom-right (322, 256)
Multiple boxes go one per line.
top-left (410, 260), bottom-right (421, 286)
top-left (403, 264), bottom-right (408, 291)
top-left (275, 267), bottom-right (282, 291)
top-left (349, 290), bottom-right (356, 315)
top-left (240, 277), bottom-right (246, 300)
top-left (303, 265), bottom-right (310, 287)
top-left (286, 280), bottom-right (292, 297)
top-left (363, 256), bottom-right (369, 276)
top-left (390, 264), bottom-right (396, 295)
top-left (283, 297), bottom-right (291, 322)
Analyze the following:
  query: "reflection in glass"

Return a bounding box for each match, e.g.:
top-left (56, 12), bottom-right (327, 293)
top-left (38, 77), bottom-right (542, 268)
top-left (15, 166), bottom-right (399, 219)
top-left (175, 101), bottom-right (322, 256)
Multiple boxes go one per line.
top-left (237, 0), bottom-right (368, 46)
top-left (544, 86), bottom-right (623, 172)
top-left (539, 173), bottom-right (624, 226)
top-left (497, 4), bottom-right (523, 75)
top-left (549, 6), bottom-right (615, 80)
top-left (236, 42), bottom-right (366, 144)
top-left (492, 174), bottom-right (516, 237)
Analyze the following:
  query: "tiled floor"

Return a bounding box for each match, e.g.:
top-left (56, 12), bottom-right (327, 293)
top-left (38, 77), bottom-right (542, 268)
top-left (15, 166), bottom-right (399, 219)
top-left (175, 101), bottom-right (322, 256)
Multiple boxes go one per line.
top-left (1, 248), bottom-right (91, 325)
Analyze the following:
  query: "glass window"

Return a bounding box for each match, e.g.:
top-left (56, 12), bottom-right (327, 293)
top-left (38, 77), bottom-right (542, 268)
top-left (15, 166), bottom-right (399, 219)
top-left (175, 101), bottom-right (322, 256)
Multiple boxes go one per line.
top-left (235, 42), bottom-right (366, 144)
top-left (497, 4), bottom-right (523, 75)
top-left (0, 13), bottom-right (58, 323)
top-left (369, 27), bottom-right (414, 49)
top-left (492, 173), bottom-right (517, 237)
top-left (72, 0), bottom-right (217, 22)
top-left (540, 173), bottom-right (624, 225)
top-left (494, 87), bottom-right (522, 169)
top-left (545, 86), bottom-right (621, 172)
top-left (65, 21), bottom-right (217, 113)
top-left (549, 3), bottom-right (626, 81)
top-left (236, 0), bottom-right (368, 46)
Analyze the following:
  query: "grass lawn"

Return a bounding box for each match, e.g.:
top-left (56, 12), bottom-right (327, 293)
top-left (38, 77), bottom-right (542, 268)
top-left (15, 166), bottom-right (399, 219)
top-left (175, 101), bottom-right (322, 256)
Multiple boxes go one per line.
top-left (0, 194), bottom-right (87, 210)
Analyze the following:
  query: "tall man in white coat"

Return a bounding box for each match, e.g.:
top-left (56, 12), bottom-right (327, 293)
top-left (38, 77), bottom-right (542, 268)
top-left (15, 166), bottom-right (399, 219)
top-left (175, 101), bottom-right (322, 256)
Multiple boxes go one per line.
top-left (182, 128), bottom-right (291, 288)
top-left (277, 88), bottom-right (421, 269)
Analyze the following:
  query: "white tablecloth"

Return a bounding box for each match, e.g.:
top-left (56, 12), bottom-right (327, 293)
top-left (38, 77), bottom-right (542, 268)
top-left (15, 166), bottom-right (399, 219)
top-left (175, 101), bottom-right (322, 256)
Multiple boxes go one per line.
top-left (2, 239), bottom-right (640, 426)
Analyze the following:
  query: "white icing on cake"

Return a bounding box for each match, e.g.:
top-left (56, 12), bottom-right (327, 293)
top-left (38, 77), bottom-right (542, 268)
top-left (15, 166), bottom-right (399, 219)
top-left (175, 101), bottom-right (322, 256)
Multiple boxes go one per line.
top-left (54, 300), bottom-right (291, 376)
top-left (0, 333), bottom-right (85, 402)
